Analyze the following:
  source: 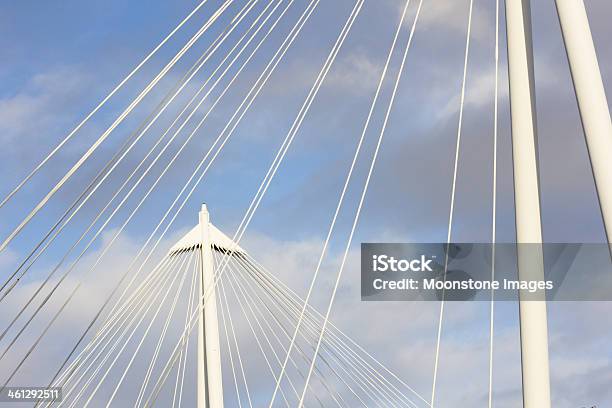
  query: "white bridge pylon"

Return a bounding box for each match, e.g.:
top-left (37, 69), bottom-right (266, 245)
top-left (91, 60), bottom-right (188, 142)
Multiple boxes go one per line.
top-left (168, 206), bottom-right (245, 257)
top-left (162, 204), bottom-right (433, 408)
top-left (170, 204), bottom-right (243, 408)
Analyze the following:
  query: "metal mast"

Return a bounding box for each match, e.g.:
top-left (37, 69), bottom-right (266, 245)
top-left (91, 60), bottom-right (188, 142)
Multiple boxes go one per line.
top-left (197, 204), bottom-right (224, 408)
top-left (555, 0), bottom-right (612, 248)
top-left (505, 1), bottom-right (551, 407)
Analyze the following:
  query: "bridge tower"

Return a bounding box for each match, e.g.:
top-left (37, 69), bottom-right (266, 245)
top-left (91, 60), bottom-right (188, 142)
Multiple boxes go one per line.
top-left (169, 204), bottom-right (246, 407)
top-left (506, 1), bottom-right (611, 407)
top-left (197, 204), bottom-right (224, 408)
top-left (505, 0), bottom-right (550, 407)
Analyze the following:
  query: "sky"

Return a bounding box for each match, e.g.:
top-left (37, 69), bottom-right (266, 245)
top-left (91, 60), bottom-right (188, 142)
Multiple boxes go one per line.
top-left (0, 0), bottom-right (611, 407)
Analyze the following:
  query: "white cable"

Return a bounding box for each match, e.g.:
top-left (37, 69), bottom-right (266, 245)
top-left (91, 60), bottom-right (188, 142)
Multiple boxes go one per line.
top-left (268, 0), bottom-right (407, 402)
top-left (212, 251), bottom-right (244, 407)
top-left (46, 254), bottom-right (179, 401)
top-left (1, 0), bottom-right (265, 351)
top-left (169, 254), bottom-right (196, 408)
top-left (230, 254), bottom-right (352, 407)
top-left (1, 283), bottom-right (80, 388)
top-left (24, 0), bottom-right (262, 310)
top-left (38, 0), bottom-right (298, 389)
top-left (172, 252), bottom-right (199, 408)
top-left (298, 0), bottom-right (425, 405)
top-left (170, 2), bottom-right (369, 403)
top-left (56, 253), bottom-right (184, 408)
top-left (44, 256), bottom-right (171, 395)
top-left (219, 255), bottom-right (296, 407)
top-left (0, 0), bottom-right (235, 252)
top-left (67, 252), bottom-right (192, 408)
top-left (140, 0), bottom-right (364, 401)
top-left (237, 257), bottom-right (404, 407)
top-left (7, 0), bottom-right (264, 292)
top-left (240, 255), bottom-right (403, 408)
top-left (218, 252), bottom-right (255, 408)
top-left (132, 0), bottom-right (319, 289)
top-left (215, 254), bottom-right (246, 408)
top-left (213, 0), bottom-right (364, 286)
top-left (227, 254), bottom-right (351, 408)
top-left (142, 0), bottom-right (333, 325)
top-left (431, 0), bottom-right (474, 405)
top-left (103, 250), bottom-right (195, 407)
top-left (241, 252), bottom-right (428, 406)
top-left (230, 256), bottom-right (377, 408)
top-left (0, 0), bottom-right (212, 210)
top-left (230, 259), bottom-right (348, 408)
top-left (234, 255), bottom-right (411, 407)
top-left (239, 251), bottom-right (427, 405)
top-left (117, 3), bottom-right (325, 400)
top-left (63, 0), bottom-right (265, 285)
top-left (39, 255), bottom-right (175, 408)
top-left (488, 0), bottom-right (500, 407)
top-left (225, 257), bottom-right (343, 408)
top-left (71, 0), bottom-right (290, 344)
top-left (52, 1), bottom-right (306, 397)
top-left (48, 0), bottom-right (295, 334)
top-left (19, 0), bottom-right (260, 304)
top-left (139, 0), bottom-right (363, 400)
top-left (61, 255), bottom-right (186, 405)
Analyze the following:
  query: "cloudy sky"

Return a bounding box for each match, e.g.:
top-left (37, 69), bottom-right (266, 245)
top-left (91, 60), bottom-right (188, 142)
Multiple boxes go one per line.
top-left (0, 0), bottom-right (611, 407)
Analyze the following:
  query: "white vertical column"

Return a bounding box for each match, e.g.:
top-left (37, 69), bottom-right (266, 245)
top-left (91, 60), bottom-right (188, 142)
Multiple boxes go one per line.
top-left (198, 204), bottom-right (224, 408)
top-left (505, 1), bottom-right (551, 407)
top-left (197, 246), bottom-right (208, 408)
top-left (555, 0), bottom-right (612, 247)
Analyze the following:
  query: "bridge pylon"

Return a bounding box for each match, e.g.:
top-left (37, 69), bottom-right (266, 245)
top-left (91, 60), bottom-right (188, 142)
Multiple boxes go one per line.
top-left (197, 204), bottom-right (224, 408)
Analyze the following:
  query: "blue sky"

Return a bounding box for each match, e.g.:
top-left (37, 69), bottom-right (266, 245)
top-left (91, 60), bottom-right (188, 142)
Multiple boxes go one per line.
top-left (1, 0), bottom-right (612, 406)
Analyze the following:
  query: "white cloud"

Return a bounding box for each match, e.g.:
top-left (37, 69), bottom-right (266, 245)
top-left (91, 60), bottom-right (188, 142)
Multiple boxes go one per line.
top-left (383, 0), bottom-right (494, 43)
top-left (242, 231), bottom-right (612, 407)
top-left (325, 52), bottom-right (383, 94)
top-left (419, 0), bottom-right (493, 43)
top-left (0, 220), bottom-right (611, 406)
top-left (0, 67), bottom-right (91, 148)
